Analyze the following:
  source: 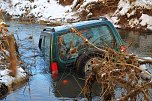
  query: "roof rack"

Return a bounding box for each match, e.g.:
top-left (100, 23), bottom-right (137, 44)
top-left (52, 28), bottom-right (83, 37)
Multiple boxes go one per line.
top-left (87, 16), bottom-right (108, 21)
top-left (99, 16), bottom-right (108, 20)
top-left (43, 28), bottom-right (55, 32)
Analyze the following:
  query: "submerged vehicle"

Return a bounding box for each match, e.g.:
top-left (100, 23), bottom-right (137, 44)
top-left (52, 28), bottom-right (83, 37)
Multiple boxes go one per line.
top-left (38, 17), bottom-right (126, 77)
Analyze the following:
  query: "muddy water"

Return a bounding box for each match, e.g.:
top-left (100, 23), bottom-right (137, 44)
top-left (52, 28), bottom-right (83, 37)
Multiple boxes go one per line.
top-left (1, 22), bottom-right (152, 101)
top-left (118, 29), bottom-right (152, 57)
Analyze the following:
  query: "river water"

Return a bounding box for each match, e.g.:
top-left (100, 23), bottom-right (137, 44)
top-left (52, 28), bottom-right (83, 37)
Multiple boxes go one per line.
top-left (1, 21), bottom-right (152, 101)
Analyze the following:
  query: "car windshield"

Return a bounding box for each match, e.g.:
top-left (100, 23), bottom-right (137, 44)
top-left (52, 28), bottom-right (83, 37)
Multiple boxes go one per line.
top-left (58, 25), bottom-right (115, 60)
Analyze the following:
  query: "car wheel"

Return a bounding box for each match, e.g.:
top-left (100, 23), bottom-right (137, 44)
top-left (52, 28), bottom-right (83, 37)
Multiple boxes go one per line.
top-left (75, 49), bottom-right (104, 77)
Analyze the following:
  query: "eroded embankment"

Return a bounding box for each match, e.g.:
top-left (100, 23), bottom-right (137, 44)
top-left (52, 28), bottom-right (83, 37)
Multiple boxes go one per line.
top-left (0, 0), bottom-right (152, 31)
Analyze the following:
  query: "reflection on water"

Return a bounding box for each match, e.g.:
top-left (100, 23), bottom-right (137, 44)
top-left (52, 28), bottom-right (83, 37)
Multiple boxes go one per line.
top-left (2, 21), bottom-right (87, 101)
top-left (2, 72), bottom-right (100, 101)
top-left (53, 73), bottom-right (84, 98)
top-left (1, 22), bottom-right (152, 101)
top-left (2, 74), bottom-right (58, 101)
top-left (118, 29), bottom-right (152, 57)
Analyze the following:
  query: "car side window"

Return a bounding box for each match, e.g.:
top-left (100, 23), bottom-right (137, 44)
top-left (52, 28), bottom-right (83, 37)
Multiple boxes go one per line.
top-left (90, 25), bottom-right (115, 47)
top-left (58, 25), bottom-right (115, 60)
top-left (39, 38), bottom-right (42, 50)
top-left (42, 36), bottom-right (50, 63)
top-left (58, 33), bottom-right (82, 60)
top-left (45, 37), bottom-right (50, 55)
top-left (41, 36), bottom-right (45, 54)
top-left (98, 25), bottom-right (114, 45)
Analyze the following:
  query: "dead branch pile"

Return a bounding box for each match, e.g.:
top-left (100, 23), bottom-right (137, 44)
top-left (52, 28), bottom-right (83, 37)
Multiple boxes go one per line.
top-left (83, 48), bottom-right (152, 101)
top-left (71, 28), bottom-right (152, 101)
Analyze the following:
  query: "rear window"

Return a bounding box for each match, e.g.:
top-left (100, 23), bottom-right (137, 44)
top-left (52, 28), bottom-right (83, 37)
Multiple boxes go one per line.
top-left (58, 25), bottom-right (116, 60)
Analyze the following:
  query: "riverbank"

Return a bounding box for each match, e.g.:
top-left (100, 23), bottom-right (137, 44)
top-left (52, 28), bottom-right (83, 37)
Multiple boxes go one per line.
top-left (0, 68), bottom-right (29, 98)
top-left (0, 0), bottom-right (152, 32)
top-left (0, 21), bottom-right (30, 98)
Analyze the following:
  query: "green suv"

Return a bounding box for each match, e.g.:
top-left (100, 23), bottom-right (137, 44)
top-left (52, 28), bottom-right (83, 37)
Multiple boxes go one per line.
top-left (38, 17), bottom-right (126, 76)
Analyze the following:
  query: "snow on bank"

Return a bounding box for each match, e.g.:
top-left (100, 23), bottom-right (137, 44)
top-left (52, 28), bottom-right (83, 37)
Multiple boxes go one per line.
top-left (112, 0), bottom-right (152, 30)
top-left (0, 67), bottom-right (27, 86)
top-left (139, 57), bottom-right (152, 79)
top-left (140, 14), bottom-right (152, 30)
top-left (30, 0), bottom-right (70, 20)
top-left (0, 0), bottom-right (76, 21)
top-left (0, 0), bottom-right (100, 21)
top-left (0, 0), bottom-right (152, 30)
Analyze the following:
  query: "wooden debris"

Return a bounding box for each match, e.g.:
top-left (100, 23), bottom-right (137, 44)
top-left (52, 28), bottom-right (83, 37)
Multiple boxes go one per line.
top-left (8, 35), bottom-right (18, 77)
top-left (71, 27), bottom-right (152, 101)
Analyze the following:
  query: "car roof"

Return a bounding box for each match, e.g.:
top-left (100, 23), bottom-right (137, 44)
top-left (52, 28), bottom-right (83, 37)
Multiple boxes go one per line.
top-left (44, 19), bottom-right (111, 33)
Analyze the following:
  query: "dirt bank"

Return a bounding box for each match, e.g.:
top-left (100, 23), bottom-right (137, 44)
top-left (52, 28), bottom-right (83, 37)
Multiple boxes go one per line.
top-left (0, 0), bottom-right (152, 31)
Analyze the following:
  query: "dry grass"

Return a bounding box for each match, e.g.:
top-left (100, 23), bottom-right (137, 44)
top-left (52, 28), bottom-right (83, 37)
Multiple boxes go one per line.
top-left (7, 35), bottom-right (18, 77)
top-left (0, 19), bottom-right (19, 76)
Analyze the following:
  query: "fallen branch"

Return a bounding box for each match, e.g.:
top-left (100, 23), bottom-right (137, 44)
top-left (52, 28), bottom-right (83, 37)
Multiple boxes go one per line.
top-left (71, 27), bottom-right (152, 101)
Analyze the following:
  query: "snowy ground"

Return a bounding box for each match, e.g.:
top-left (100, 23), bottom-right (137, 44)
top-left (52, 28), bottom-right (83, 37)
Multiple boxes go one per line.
top-left (0, 67), bottom-right (27, 86)
top-left (0, 0), bottom-right (152, 30)
top-left (111, 0), bottom-right (152, 30)
top-left (0, 46), bottom-right (29, 94)
top-left (0, 54), bottom-right (29, 97)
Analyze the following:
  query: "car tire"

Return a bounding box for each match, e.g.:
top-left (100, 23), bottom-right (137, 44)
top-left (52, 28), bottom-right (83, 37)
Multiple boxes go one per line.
top-left (75, 49), bottom-right (104, 77)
